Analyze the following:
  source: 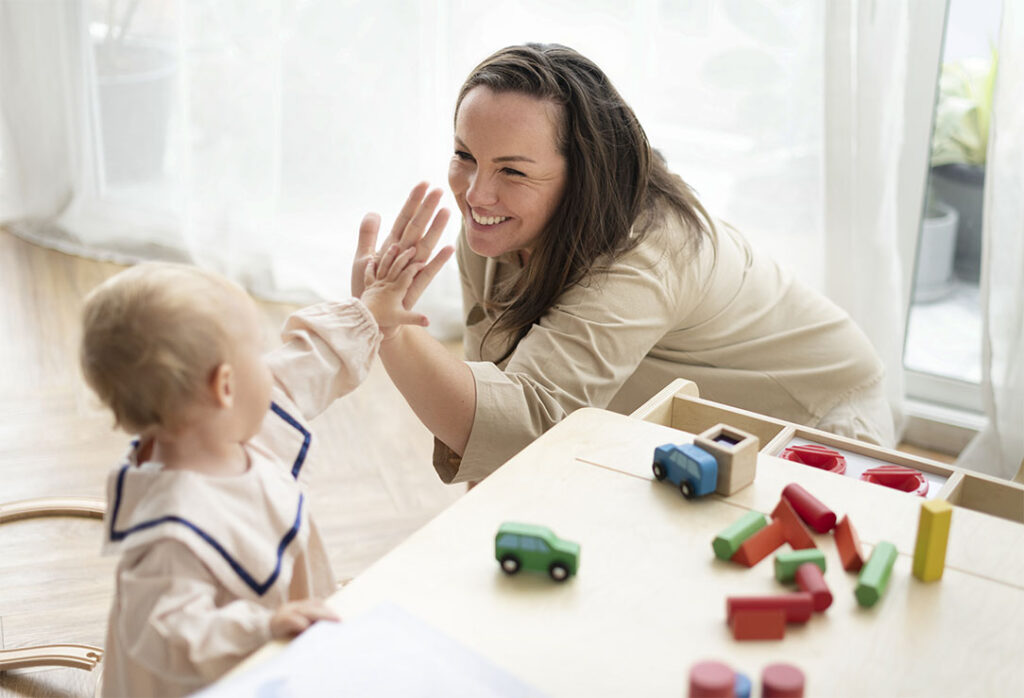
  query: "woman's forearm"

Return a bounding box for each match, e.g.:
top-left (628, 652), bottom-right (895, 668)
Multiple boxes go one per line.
top-left (378, 326), bottom-right (476, 455)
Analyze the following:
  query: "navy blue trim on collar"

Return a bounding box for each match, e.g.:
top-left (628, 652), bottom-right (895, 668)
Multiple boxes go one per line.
top-left (270, 401), bottom-right (310, 479)
top-left (108, 464), bottom-right (305, 596)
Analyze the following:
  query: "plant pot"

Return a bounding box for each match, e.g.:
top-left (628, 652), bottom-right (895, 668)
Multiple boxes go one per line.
top-left (94, 38), bottom-right (176, 184)
top-left (914, 199), bottom-right (958, 303)
top-left (929, 163), bottom-right (984, 283)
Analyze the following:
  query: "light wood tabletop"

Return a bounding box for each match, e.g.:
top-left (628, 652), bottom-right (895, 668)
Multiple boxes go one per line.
top-left (234, 407), bottom-right (1024, 696)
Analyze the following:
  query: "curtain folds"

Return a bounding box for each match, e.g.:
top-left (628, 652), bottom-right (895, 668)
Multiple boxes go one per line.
top-left (956, 0), bottom-right (1024, 481)
top-left (823, 0), bottom-right (913, 427)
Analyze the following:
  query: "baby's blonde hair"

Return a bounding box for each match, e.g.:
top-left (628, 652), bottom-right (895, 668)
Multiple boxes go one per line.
top-left (80, 263), bottom-right (251, 434)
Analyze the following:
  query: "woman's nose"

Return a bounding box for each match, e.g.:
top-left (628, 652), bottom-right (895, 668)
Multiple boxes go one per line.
top-left (466, 172), bottom-right (498, 207)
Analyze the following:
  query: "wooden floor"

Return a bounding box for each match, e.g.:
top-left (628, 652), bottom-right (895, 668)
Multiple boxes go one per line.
top-left (0, 228), bottom-right (465, 697)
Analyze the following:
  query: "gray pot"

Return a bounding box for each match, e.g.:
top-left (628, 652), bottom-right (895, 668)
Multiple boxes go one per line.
top-left (929, 163), bottom-right (984, 283)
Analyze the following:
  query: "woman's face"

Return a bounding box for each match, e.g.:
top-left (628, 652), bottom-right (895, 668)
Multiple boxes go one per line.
top-left (448, 87), bottom-right (567, 260)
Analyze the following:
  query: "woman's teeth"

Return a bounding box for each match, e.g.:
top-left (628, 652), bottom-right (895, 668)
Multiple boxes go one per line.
top-left (471, 211), bottom-right (509, 226)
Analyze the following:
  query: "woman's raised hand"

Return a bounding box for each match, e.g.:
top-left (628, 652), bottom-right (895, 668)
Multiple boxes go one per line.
top-left (351, 182), bottom-right (453, 308)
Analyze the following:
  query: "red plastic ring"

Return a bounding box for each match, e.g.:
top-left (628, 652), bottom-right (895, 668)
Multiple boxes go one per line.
top-left (860, 465), bottom-right (929, 497)
top-left (780, 444), bottom-right (847, 475)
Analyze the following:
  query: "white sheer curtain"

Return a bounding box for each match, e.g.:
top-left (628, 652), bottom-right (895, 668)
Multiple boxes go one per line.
top-left (957, 0), bottom-right (1024, 481)
top-left (823, 0), bottom-right (912, 419)
top-left (2, 0), bottom-right (924, 400)
top-left (1, 0), bottom-right (833, 337)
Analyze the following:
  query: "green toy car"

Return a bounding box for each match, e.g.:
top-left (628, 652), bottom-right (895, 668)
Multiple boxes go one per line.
top-left (495, 522), bottom-right (581, 582)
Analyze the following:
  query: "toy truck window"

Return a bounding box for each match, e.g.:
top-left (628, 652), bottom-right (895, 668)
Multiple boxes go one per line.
top-left (497, 534), bottom-right (518, 547)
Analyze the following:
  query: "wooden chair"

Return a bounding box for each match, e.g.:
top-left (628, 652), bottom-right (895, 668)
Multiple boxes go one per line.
top-left (0, 497), bottom-right (106, 677)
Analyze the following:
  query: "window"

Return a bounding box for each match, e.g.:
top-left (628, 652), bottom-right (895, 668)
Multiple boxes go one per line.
top-left (904, 0), bottom-right (1001, 415)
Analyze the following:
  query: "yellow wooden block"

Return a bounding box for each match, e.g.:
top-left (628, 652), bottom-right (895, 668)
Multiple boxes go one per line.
top-left (912, 499), bottom-right (953, 582)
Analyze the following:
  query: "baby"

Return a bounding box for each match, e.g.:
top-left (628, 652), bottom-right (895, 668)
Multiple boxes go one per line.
top-left (80, 246), bottom-right (439, 697)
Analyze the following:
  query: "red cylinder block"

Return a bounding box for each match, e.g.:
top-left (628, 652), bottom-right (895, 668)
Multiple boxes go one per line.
top-left (762, 662), bottom-right (805, 697)
top-left (794, 562), bottom-right (833, 612)
top-left (781, 483), bottom-right (837, 533)
top-left (689, 660), bottom-right (735, 697)
top-left (726, 593), bottom-right (814, 624)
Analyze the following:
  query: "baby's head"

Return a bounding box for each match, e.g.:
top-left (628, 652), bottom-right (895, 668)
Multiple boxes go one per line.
top-left (80, 263), bottom-right (270, 437)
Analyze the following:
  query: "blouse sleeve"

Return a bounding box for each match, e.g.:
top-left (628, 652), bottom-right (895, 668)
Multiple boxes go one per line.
top-left (434, 224), bottom-right (705, 483)
top-left (114, 540), bottom-right (274, 689)
top-left (266, 300), bottom-right (382, 421)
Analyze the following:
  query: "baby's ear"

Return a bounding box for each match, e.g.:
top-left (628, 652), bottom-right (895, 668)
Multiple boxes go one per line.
top-left (210, 363), bottom-right (234, 408)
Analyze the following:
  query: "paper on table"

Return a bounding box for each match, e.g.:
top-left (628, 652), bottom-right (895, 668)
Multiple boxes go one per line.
top-left (194, 602), bottom-right (547, 698)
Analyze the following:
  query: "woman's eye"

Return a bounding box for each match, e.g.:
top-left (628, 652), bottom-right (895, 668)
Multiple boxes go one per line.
top-left (502, 167), bottom-right (526, 177)
top-left (454, 150), bottom-right (474, 162)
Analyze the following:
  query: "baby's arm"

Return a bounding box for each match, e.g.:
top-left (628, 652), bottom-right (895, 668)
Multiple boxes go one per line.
top-left (115, 540), bottom-right (337, 689)
top-left (266, 242), bottom-right (449, 420)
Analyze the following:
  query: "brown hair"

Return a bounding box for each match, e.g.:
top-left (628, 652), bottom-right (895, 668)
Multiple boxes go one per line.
top-left (455, 43), bottom-right (714, 361)
top-left (79, 263), bottom-right (247, 434)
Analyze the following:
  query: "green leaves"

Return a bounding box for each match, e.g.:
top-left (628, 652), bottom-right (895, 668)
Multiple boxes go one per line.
top-left (930, 49), bottom-right (998, 167)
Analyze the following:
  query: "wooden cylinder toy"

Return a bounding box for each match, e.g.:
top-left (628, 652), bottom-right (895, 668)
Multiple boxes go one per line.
top-left (689, 660), bottom-right (735, 697)
top-left (781, 483), bottom-right (837, 533)
top-left (762, 662), bottom-right (805, 697)
top-left (794, 562), bottom-right (833, 611)
top-left (713, 510), bottom-right (768, 560)
top-left (855, 541), bottom-right (898, 607)
top-left (774, 549), bottom-right (826, 583)
top-left (727, 593), bottom-right (814, 624)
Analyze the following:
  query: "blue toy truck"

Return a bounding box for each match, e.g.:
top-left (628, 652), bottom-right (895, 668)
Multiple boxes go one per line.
top-left (652, 443), bottom-right (718, 499)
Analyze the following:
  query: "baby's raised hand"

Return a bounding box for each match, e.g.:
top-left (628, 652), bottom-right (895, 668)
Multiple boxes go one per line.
top-left (361, 244), bottom-right (431, 337)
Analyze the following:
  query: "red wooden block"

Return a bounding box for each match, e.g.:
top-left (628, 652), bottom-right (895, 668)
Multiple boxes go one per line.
top-left (762, 662), bottom-right (805, 697)
top-left (726, 592), bottom-right (814, 624)
top-left (688, 660), bottom-right (735, 697)
top-left (729, 608), bottom-right (786, 640)
top-left (781, 483), bottom-right (837, 533)
top-left (794, 562), bottom-right (833, 612)
top-left (771, 497), bottom-right (817, 550)
top-left (731, 519), bottom-right (785, 567)
top-left (833, 514), bottom-right (865, 572)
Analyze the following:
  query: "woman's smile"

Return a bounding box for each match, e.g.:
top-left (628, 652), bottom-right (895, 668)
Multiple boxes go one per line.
top-left (469, 209), bottom-right (510, 227)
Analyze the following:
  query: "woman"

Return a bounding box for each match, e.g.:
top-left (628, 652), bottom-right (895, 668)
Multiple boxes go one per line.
top-left (353, 43), bottom-right (894, 484)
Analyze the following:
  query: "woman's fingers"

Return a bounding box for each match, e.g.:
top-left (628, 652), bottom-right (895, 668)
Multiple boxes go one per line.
top-left (399, 188), bottom-right (445, 249)
top-left (356, 212), bottom-right (382, 260)
top-left (404, 245), bottom-right (454, 308)
top-left (388, 181), bottom-right (431, 246)
top-left (418, 206), bottom-right (451, 259)
top-left (352, 212), bottom-right (382, 297)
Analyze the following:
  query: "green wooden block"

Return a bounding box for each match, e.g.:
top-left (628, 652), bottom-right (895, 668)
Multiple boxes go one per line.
top-left (855, 541), bottom-right (898, 607)
top-left (774, 548), bottom-right (826, 583)
top-left (712, 511), bottom-right (768, 560)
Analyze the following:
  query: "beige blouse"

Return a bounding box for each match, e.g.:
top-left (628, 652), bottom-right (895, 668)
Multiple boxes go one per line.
top-left (434, 210), bottom-right (885, 483)
top-left (100, 300), bottom-right (381, 698)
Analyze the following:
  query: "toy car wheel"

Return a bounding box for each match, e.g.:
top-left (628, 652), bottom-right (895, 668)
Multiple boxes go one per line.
top-left (500, 555), bottom-right (521, 575)
top-left (652, 462), bottom-right (667, 481)
top-left (548, 562), bottom-right (570, 582)
top-left (680, 481), bottom-right (696, 499)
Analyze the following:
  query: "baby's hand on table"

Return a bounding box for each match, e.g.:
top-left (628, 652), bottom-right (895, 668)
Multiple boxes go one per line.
top-left (269, 598), bottom-right (340, 639)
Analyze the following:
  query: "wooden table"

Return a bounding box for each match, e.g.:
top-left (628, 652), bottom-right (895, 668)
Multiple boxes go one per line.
top-left (236, 407), bottom-right (1024, 696)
